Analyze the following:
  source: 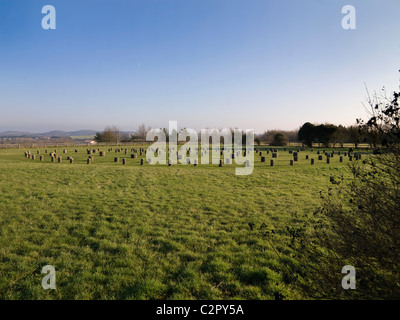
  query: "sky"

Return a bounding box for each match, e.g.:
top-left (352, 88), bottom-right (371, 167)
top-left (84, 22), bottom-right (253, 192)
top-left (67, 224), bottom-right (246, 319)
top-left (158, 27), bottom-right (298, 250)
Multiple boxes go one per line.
top-left (0, 0), bottom-right (400, 133)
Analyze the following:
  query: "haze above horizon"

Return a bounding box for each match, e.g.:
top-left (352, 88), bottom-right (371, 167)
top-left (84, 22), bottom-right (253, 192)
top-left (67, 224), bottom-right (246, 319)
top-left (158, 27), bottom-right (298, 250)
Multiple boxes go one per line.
top-left (1, 0), bottom-right (400, 134)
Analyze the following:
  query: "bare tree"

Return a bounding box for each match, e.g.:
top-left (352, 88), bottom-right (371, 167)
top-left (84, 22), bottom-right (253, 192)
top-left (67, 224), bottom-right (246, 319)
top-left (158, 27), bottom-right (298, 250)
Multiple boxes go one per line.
top-left (137, 123), bottom-right (147, 141)
top-left (137, 123), bottom-right (152, 141)
top-left (94, 126), bottom-right (121, 144)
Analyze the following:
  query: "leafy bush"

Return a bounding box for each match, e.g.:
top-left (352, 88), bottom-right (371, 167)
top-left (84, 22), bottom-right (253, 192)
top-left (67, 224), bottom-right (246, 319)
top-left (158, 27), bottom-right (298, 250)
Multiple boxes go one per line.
top-left (291, 75), bottom-right (400, 299)
top-left (272, 133), bottom-right (288, 146)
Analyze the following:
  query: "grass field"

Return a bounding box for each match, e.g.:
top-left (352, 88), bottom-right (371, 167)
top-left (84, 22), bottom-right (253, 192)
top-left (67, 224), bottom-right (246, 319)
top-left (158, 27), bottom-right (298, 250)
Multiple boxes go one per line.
top-left (0, 146), bottom-right (368, 299)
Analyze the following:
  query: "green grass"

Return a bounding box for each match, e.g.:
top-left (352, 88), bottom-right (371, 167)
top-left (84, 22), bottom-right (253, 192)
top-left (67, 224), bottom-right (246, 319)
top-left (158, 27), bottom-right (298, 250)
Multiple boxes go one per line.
top-left (0, 146), bottom-right (365, 299)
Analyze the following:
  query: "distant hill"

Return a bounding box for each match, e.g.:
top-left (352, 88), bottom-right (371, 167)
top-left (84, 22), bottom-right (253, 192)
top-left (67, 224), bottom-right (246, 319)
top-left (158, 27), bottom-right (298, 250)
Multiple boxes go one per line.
top-left (40, 131), bottom-right (70, 137)
top-left (38, 130), bottom-right (98, 137)
top-left (0, 130), bottom-right (98, 138)
top-left (0, 130), bottom-right (143, 139)
top-left (0, 131), bottom-right (31, 137)
top-left (68, 130), bottom-right (98, 136)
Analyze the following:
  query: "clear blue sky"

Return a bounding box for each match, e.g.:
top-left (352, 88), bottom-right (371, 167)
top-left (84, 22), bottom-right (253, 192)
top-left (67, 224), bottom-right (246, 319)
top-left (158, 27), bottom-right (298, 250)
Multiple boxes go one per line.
top-left (1, 0), bottom-right (399, 133)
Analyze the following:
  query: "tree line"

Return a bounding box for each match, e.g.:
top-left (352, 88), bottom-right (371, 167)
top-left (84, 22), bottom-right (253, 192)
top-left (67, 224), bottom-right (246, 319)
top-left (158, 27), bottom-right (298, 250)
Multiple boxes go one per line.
top-left (94, 122), bottom-right (381, 149)
top-left (297, 123), bottom-right (369, 148)
top-left (253, 123), bottom-right (376, 148)
top-left (94, 124), bottom-right (150, 143)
